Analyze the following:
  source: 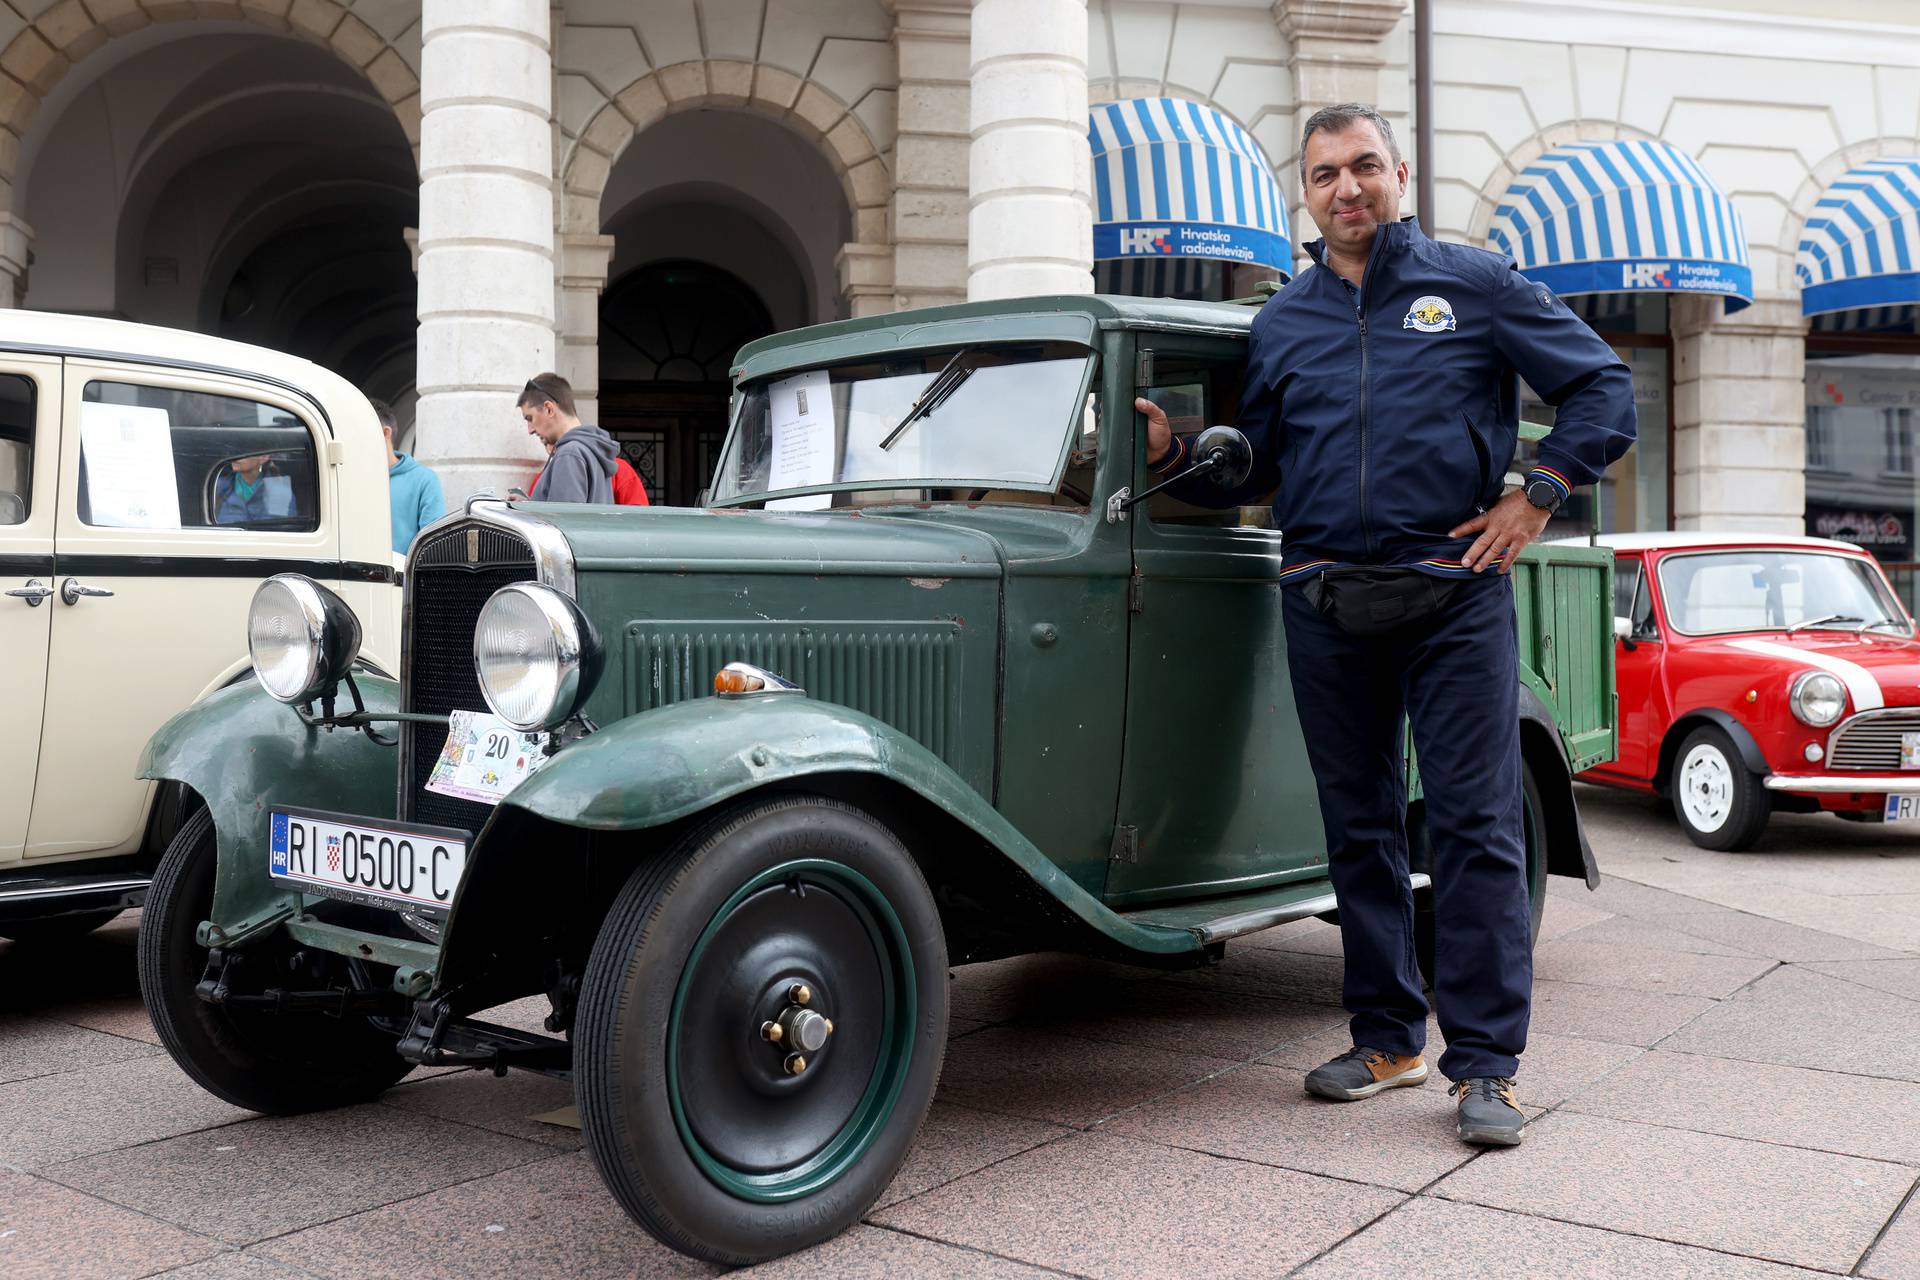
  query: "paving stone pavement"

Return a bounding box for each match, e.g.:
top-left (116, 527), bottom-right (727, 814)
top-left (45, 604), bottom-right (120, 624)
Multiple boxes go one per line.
top-left (1, 784), bottom-right (1916, 1278)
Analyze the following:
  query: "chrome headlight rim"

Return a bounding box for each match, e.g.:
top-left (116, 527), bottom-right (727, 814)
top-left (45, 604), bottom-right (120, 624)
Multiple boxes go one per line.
top-left (1789, 670), bottom-right (1847, 728)
top-left (248, 573), bottom-right (362, 704)
top-left (473, 582), bottom-right (602, 732)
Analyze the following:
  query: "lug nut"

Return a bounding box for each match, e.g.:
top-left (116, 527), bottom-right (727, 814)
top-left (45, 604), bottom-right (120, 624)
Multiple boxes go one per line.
top-left (784, 1053), bottom-right (808, 1075)
top-left (788, 983), bottom-right (811, 1006)
top-left (760, 1020), bottom-right (783, 1043)
top-left (823, 1018), bottom-right (834, 1037)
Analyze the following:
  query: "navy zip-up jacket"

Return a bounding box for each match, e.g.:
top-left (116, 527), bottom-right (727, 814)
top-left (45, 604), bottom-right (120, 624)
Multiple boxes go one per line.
top-left (1158, 218), bottom-right (1636, 577)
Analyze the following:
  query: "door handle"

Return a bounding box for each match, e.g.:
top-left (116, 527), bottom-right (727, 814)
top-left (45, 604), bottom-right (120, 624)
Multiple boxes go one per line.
top-left (5, 578), bottom-right (52, 606)
top-left (59, 578), bottom-right (114, 605)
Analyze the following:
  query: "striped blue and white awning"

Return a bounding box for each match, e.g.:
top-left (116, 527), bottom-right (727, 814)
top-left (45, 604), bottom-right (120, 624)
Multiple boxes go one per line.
top-left (1489, 140), bottom-right (1753, 313)
top-left (1797, 158), bottom-right (1920, 318)
top-left (1089, 97), bottom-right (1289, 274)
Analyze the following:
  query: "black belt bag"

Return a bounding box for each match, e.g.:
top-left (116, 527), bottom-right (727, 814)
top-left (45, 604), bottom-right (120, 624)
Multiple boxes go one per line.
top-left (1301, 566), bottom-right (1463, 638)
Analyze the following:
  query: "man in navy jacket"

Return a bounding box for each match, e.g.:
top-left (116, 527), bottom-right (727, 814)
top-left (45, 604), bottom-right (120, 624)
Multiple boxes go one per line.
top-left (1143, 104), bottom-right (1634, 1146)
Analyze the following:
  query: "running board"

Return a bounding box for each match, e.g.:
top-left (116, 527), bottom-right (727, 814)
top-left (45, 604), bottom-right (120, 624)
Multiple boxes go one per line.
top-left (1117, 873), bottom-right (1431, 946)
top-left (0, 870), bottom-right (150, 921)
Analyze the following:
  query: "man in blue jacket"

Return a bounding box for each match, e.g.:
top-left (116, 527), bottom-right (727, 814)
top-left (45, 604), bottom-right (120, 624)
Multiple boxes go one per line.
top-left (1143, 104), bottom-right (1634, 1147)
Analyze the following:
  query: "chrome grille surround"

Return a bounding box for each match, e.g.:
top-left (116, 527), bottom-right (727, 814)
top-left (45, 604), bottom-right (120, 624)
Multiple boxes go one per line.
top-left (398, 501), bottom-right (576, 838)
top-left (1825, 707), bottom-right (1920, 771)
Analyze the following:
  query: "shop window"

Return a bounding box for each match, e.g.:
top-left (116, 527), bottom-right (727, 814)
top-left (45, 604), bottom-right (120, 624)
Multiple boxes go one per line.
top-left (1803, 350), bottom-right (1919, 614)
top-left (1806, 404), bottom-right (1837, 471)
top-left (1887, 408), bottom-right (1914, 475)
top-left (77, 381), bottom-right (319, 531)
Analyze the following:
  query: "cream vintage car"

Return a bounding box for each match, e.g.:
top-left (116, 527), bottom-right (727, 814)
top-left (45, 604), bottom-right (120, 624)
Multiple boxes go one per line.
top-left (0, 313), bottom-right (397, 940)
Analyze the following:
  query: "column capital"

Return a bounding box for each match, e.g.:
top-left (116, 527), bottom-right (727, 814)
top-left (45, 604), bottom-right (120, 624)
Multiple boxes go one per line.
top-left (884, 0), bottom-right (971, 39)
top-left (1273, 0), bottom-right (1405, 43)
top-left (559, 233), bottom-right (618, 289)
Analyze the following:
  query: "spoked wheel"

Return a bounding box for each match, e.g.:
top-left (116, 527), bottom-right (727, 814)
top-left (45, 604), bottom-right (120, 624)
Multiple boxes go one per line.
top-left (575, 795), bottom-right (947, 1265)
top-left (1671, 725), bottom-right (1770, 851)
top-left (137, 808), bottom-right (411, 1114)
top-left (1415, 757), bottom-right (1549, 988)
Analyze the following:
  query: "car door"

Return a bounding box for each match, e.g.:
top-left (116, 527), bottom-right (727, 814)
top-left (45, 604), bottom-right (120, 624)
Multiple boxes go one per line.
top-left (1607, 553), bottom-right (1666, 781)
top-left (0, 356), bottom-right (60, 864)
top-left (26, 361), bottom-right (334, 861)
top-left (1107, 336), bottom-right (1326, 905)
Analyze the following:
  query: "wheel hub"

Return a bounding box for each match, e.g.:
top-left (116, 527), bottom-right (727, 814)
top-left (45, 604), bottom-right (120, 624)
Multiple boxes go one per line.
top-left (760, 984), bottom-right (836, 1070)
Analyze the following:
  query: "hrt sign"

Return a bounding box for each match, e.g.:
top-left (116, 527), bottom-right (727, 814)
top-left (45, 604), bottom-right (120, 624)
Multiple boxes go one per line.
top-left (1120, 226), bottom-right (1173, 254)
top-left (1622, 262), bottom-right (1671, 288)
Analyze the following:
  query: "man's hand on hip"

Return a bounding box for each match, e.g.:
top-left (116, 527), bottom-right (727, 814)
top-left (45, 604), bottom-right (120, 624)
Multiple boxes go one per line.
top-left (1136, 398), bottom-right (1172, 466)
top-left (1450, 490), bottom-right (1552, 574)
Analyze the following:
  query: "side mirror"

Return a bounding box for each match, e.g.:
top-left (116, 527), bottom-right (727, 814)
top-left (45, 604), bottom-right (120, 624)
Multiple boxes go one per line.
top-left (1115, 425), bottom-right (1254, 519)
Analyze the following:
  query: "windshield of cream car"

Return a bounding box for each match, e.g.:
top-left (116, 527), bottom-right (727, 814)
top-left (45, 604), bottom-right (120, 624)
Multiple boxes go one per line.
top-left (711, 343), bottom-right (1094, 507)
top-left (1657, 550), bottom-right (1912, 636)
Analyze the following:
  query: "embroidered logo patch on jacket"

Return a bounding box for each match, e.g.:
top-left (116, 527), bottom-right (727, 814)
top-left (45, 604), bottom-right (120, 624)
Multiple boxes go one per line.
top-left (1403, 295), bottom-right (1457, 333)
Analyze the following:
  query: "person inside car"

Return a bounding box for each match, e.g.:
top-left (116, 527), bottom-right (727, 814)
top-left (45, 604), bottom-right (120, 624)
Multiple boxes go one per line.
top-left (212, 453), bottom-right (296, 525)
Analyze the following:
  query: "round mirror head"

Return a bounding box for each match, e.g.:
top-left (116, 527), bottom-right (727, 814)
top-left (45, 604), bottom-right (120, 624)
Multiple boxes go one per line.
top-left (1194, 425), bottom-right (1254, 488)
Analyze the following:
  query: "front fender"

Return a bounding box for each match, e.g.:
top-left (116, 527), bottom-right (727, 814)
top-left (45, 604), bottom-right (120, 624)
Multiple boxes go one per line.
top-left (139, 677), bottom-right (401, 940)
top-left (450, 695), bottom-right (1199, 977)
top-left (1518, 684), bottom-right (1600, 889)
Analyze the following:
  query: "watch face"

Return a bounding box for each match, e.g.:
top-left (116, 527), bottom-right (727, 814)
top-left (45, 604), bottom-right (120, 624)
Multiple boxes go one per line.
top-left (1526, 480), bottom-right (1559, 510)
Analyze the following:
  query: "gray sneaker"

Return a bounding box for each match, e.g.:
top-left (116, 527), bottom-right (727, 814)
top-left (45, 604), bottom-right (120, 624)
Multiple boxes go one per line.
top-left (1450, 1076), bottom-right (1526, 1146)
top-left (1304, 1045), bottom-right (1429, 1101)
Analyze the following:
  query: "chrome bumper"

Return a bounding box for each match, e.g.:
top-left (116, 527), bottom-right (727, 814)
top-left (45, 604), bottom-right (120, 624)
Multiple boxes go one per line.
top-left (1764, 774), bottom-right (1920, 794)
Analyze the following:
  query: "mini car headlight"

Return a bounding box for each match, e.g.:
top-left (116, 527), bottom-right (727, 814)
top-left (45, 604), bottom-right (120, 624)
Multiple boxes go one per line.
top-left (1789, 670), bottom-right (1847, 727)
top-left (474, 583), bottom-right (602, 731)
top-left (248, 574), bottom-right (362, 704)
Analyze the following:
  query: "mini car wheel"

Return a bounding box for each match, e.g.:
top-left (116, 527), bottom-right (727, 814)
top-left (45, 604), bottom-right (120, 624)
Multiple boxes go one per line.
top-left (0, 908), bottom-right (123, 942)
top-left (137, 807), bottom-right (412, 1114)
top-left (1671, 725), bottom-right (1770, 851)
top-left (1414, 757), bottom-right (1549, 988)
top-left (575, 795), bottom-right (948, 1266)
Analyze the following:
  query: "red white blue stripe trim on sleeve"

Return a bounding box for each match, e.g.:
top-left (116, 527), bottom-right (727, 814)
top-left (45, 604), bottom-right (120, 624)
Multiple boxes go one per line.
top-left (1528, 465), bottom-right (1573, 497)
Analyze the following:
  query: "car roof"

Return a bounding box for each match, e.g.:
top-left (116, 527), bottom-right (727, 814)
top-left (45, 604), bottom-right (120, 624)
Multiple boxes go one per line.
top-left (1547, 532), bottom-right (1869, 555)
top-left (0, 309), bottom-right (359, 428)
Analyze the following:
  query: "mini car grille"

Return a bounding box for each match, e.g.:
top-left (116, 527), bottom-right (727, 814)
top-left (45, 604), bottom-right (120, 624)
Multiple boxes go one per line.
top-left (1827, 709), bottom-right (1920, 770)
top-left (403, 523), bottom-right (537, 831)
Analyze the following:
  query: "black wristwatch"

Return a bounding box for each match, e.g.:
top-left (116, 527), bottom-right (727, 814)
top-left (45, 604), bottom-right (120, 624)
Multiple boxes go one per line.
top-left (1522, 471), bottom-right (1566, 514)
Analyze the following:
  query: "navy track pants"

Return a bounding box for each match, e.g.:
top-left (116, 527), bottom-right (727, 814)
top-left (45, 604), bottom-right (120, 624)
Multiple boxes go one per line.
top-left (1280, 571), bottom-right (1534, 1080)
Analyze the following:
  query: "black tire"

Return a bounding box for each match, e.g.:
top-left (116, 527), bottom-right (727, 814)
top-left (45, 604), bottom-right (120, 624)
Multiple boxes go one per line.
top-left (136, 807), bottom-right (412, 1114)
top-left (0, 908), bottom-right (123, 942)
top-left (1670, 725), bottom-right (1770, 851)
top-left (575, 795), bottom-right (948, 1266)
top-left (1415, 758), bottom-right (1550, 989)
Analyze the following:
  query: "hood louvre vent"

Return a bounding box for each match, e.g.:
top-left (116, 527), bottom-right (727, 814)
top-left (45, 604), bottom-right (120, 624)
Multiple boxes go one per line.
top-left (624, 621), bottom-right (973, 781)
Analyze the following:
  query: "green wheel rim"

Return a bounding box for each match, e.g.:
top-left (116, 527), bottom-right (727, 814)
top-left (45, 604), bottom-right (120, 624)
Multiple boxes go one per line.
top-left (665, 857), bottom-right (917, 1203)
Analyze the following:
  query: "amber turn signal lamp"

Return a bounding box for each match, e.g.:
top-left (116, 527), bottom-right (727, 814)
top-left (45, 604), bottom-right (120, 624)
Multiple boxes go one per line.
top-left (714, 668), bottom-right (767, 695)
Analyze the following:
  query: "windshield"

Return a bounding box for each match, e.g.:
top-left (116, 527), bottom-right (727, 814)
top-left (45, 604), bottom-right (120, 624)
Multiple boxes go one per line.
top-left (1656, 550), bottom-right (1912, 637)
top-left (711, 342), bottom-right (1094, 508)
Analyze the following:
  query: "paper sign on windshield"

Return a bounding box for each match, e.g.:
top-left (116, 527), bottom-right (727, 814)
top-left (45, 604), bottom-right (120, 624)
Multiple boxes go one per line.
top-left (767, 368), bottom-right (833, 511)
top-left (79, 401), bottom-right (182, 528)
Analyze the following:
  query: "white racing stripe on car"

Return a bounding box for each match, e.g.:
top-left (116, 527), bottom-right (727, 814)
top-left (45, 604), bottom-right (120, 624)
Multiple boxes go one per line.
top-left (1727, 639), bottom-right (1885, 712)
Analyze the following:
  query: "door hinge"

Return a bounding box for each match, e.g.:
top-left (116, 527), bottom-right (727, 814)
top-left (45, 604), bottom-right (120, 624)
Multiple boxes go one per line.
top-left (1134, 348), bottom-right (1154, 387)
top-left (1128, 567), bottom-right (1145, 614)
top-left (1108, 824), bottom-right (1138, 863)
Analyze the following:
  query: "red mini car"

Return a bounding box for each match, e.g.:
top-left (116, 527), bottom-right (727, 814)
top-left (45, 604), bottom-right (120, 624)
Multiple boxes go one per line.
top-left (1570, 533), bottom-right (1920, 850)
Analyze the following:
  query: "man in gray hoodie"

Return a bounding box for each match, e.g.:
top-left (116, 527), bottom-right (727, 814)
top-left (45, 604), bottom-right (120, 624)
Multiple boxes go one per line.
top-left (518, 372), bottom-right (619, 503)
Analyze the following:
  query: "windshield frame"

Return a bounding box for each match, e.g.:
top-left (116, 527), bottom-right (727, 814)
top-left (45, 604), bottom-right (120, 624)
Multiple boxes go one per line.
top-left (1653, 548), bottom-right (1914, 639)
top-left (707, 343), bottom-right (1099, 510)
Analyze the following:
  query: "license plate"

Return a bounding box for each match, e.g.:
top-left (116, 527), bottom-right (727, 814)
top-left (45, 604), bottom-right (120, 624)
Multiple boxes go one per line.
top-left (424, 709), bottom-right (551, 806)
top-left (1887, 795), bottom-right (1920, 823)
top-left (269, 808), bottom-right (469, 911)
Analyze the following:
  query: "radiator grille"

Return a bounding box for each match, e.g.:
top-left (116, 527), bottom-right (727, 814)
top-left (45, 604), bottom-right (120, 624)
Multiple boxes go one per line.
top-left (1827, 708), bottom-right (1920, 771)
top-left (625, 623), bottom-right (963, 768)
top-left (403, 524), bottom-right (537, 830)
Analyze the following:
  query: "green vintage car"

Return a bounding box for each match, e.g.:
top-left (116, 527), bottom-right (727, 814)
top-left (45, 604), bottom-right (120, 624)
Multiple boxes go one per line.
top-left (136, 295), bottom-right (1615, 1265)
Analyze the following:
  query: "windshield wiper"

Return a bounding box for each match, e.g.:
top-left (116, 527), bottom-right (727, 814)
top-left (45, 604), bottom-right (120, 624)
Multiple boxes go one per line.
top-left (1784, 614), bottom-right (1861, 633)
top-left (880, 347), bottom-right (973, 452)
top-left (1860, 618), bottom-right (1910, 634)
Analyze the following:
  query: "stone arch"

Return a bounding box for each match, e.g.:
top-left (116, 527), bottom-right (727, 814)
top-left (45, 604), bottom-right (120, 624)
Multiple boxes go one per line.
top-left (1777, 136), bottom-right (1920, 301)
top-left (0, 0), bottom-right (422, 213)
top-left (559, 59), bottom-right (887, 249)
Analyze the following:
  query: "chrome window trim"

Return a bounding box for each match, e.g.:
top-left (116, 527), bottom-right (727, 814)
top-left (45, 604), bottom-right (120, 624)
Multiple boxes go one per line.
top-left (396, 498), bottom-right (576, 824)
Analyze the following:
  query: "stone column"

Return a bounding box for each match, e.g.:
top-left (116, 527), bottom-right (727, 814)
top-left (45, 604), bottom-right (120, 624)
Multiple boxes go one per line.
top-left (556, 233), bottom-right (616, 423)
top-left (967, 0), bottom-right (1091, 301)
top-left (414, 0), bottom-right (556, 503)
top-left (1671, 296), bottom-right (1808, 533)
top-left (0, 214), bottom-right (30, 307)
top-left (889, 0), bottom-right (971, 310)
top-left (1274, 0), bottom-right (1405, 119)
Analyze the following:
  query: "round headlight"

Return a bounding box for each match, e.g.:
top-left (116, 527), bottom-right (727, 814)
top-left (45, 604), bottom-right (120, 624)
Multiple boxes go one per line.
top-left (474, 583), bottom-right (602, 731)
top-left (248, 574), bottom-right (362, 704)
top-left (1789, 670), bottom-right (1847, 727)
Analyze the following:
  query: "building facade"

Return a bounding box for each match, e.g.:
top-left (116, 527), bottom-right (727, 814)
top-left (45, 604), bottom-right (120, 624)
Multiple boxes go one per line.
top-left (3, 0), bottom-right (1918, 595)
